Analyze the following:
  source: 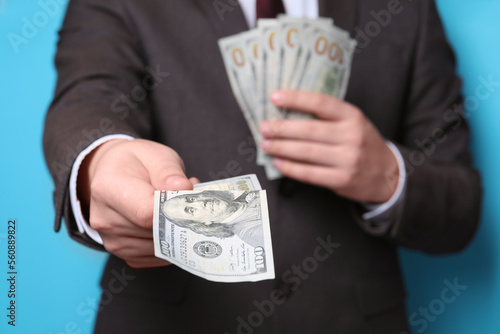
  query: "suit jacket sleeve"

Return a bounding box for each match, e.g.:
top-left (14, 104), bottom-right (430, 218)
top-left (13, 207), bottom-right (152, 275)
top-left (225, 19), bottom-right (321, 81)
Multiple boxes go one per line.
top-left (43, 0), bottom-right (152, 250)
top-left (356, 0), bottom-right (482, 254)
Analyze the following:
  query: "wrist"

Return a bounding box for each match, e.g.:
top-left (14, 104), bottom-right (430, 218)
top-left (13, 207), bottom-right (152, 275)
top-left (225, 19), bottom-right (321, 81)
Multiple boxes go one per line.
top-left (368, 144), bottom-right (400, 204)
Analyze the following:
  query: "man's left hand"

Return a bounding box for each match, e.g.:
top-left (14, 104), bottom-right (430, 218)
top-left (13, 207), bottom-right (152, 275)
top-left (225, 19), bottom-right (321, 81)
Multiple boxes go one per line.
top-left (260, 90), bottom-right (399, 204)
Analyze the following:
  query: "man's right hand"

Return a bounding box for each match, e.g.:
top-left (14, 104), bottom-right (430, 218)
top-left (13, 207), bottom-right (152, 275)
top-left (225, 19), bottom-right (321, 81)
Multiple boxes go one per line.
top-left (77, 138), bottom-right (198, 268)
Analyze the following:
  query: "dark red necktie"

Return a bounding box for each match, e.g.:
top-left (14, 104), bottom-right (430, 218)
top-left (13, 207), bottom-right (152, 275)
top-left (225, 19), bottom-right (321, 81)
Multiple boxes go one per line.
top-left (256, 0), bottom-right (286, 20)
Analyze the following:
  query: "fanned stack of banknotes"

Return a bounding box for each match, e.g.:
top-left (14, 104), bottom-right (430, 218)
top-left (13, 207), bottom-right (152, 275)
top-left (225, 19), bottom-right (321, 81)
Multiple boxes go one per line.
top-left (153, 175), bottom-right (274, 282)
top-left (218, 16), bottom-right (357, 180)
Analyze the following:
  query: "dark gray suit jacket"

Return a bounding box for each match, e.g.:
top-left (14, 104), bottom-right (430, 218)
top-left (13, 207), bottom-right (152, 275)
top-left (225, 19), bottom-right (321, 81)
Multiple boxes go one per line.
top-left (43, 0), bottom-right (481, 333)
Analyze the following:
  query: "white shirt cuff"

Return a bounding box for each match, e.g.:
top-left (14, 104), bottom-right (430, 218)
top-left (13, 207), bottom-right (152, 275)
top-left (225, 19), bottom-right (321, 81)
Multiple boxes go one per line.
top-left (69, 134), bottom-right (134, 245)
top-left (361, 141), bottom-right (407, 221)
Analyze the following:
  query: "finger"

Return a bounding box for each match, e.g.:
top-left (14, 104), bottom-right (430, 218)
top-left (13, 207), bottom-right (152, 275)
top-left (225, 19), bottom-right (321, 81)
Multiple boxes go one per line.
top-left (262, 139), bottom-right (346, 166)
top-left (98, 140), bottom-right (192, 229)
top-left (89, 201), bottom-right (153, 238)
top-left (131, 139), bottom-right (193, 191)
top-left (91, 168), bottom-right (158, 229)
top-left (271, 90), bottom-right (357, 121)
top-left (99, 232), bottom-right (171, 268)
top-left (189, 177), bottom-right (201, 185)
top-left (126, 257), bottom-right (172, 269)
top-left (100, 235), bottom-right (156, 259)
top-left (260, 119), bottom-right (347, 143)
top-left (273, 158), bottom-right (350, 190)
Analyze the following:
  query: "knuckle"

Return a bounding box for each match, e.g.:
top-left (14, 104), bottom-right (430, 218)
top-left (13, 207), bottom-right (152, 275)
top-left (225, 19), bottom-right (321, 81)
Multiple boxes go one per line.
top-left (302, 144), bottom-right (319, 162)
top-left (89, 179), bottom-right (106, 202)
top-left (88, 217), bottom-right (106, 231)
top-left (285, 91), bottom-right (299, 108)
top-left (88, 210), bottom-right (109, 231)
top-left (274, 145), bottom-right (289, 159)
top-left (310, 93), bottom-right (327, 109)
top-left (103, 240), bottom-right (121, 254)
top-left (270, 121), bottom-right (286, 137)
top-left (303, 121), bottom-right (319, 137)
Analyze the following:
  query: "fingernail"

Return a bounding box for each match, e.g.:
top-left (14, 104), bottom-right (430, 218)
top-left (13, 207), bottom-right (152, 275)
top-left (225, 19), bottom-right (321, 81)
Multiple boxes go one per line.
top-left (271, 91), bottom-right (284, 106)
top-left (260, 122), bottom-right (270, 137)
top-left (166, 175), bottom-right (189, 188)
top-left (261, 139), bottom-right (270, 150)
top-left (273, 158), bottom-right (282, 167)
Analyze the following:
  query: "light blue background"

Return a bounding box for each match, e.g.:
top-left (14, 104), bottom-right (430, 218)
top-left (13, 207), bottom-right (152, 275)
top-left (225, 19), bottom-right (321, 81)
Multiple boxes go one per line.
top-left (0, 1), bottom-right (498, 333)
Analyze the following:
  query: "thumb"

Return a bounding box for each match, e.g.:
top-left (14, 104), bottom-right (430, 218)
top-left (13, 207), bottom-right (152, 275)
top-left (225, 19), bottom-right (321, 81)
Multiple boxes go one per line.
top-left (134, 140), bottom-right (193, 191)
top-left (189, 177), bottom-right (201, 185)
top-left (164, 175), bottom-right (194, 191)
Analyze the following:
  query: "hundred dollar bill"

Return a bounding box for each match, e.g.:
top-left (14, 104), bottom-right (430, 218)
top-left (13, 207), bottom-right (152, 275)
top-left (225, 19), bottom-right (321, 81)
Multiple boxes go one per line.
top-left (218, 33), bottom-right (261, 148)
top-left (258, 20), bottom-right (285, 179)
top-left (193, 174), bottom-right (262, 191)
top-left (153, 176), bottom-right (274, 282)
top-left (285, 24), bottom-right (355, 119)
top-left (241, 30), bottom-right (264, 130)
top-left (219, 31), bottom-right (267, 166)
top-left (277, 16), bottom-right (333, 91)
top-left (258, 19), bottom-right (283, 120)
top-left (277, 17), bottom-right (335, 122)
top-left (241, 30), bottom-right (267, 166)
top-left (292, 24), bottom-right (356, 100)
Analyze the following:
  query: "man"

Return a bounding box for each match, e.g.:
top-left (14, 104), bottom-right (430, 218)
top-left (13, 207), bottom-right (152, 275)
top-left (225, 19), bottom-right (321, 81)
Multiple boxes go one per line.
top-left (162, 190), bottom-right (264, 247)
top-left (43, 0), bottom-right (481, 333)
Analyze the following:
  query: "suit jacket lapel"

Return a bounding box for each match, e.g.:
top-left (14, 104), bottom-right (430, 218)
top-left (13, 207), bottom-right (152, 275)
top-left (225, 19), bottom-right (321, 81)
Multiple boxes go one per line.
top-left (193, 0), bottom-right (249, 38)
